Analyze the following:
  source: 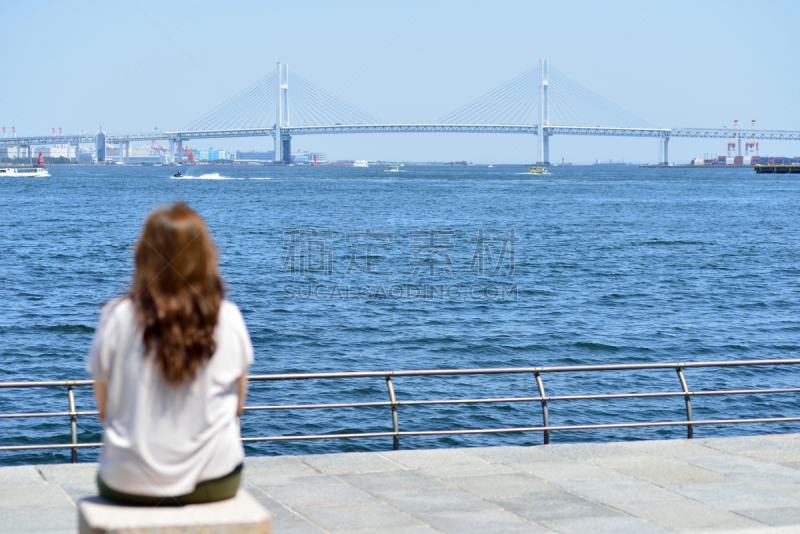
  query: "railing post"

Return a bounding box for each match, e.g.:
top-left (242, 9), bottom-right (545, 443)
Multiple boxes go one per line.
top-left (67, 386), bottom-right (78, 463)
top-left (534, 372), bottom-right (550, 444)
top-left (676, 368), bottom-right (693, 439)
top-left (385, 376), bottom-right (400, 450)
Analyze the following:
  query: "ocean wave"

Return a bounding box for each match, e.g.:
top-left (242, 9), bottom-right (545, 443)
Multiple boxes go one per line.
top-left (641, 239), bottom-right (708, 246)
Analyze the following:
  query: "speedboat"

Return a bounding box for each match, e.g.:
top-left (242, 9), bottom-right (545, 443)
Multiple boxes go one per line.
top-left (528, 166), bottom-right (548, 174)
top-left (388, 165), bottom-right (399, 172)
top-left (0, 167), bottom-right (50, 177)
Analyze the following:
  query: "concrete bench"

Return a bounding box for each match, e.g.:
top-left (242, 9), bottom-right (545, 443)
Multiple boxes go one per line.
top-left (78, 490), bottom-right (271, 534)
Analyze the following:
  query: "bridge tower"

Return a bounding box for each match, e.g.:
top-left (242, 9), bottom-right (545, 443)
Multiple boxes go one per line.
top-left (538, 59), bottom-right (550, 166)
top-left (275, 62), bottom-right (291, 164)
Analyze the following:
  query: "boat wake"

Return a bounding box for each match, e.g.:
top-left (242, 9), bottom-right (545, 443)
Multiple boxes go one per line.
top-left (171, 173), bottom-right (240, 180)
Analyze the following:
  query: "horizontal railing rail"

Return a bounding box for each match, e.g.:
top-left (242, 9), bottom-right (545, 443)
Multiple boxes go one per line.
top-left (1, 359), bottom-right (799, 462)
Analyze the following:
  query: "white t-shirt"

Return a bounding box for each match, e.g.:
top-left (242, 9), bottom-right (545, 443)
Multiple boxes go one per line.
top-left (86, 297), bottom-right (254, 497)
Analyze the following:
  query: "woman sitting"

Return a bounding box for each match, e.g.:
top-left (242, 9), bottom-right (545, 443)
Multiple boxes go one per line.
top-left (87, 202), bottom-right (253, 505)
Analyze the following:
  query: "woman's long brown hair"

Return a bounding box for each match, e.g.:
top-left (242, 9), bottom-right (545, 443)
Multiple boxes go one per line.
top-left (131, 203), bottom-right (224, 384)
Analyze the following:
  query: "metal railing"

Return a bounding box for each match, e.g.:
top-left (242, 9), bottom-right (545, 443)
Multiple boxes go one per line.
top-left (1, 359), bottom-right (799, 462)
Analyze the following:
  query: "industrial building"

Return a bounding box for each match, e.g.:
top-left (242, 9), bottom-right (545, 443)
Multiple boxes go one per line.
top-left (236, 150), bottom-right (274, 162)
top-left (291, 151), bottom-right (327, 164)
top-left (234, 150), bottom-right (326, 164)
top-left (0, 145), bottom-right (76, 161)
top-left (193, 148), bottom-right (228, 162)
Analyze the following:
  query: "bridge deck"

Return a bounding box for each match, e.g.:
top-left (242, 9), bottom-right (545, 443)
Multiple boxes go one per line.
top-left (2, 433), bottom-right (799, 533)
top-left (2, 125), bottom-right (800, 147)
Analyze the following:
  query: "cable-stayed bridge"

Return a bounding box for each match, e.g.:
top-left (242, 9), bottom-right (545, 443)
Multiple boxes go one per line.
top-left (3, 60), bottom-right (799, 164)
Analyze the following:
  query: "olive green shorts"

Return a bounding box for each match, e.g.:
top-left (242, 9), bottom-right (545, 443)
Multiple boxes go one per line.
top-left (97, 464), bottom-right (242, 506)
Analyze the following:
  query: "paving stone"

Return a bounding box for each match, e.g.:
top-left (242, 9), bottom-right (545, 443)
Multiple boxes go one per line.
top-left (672, 482), bottom-right (800, 511)
top-left (245, 472), bottom-right (342, 488)
top-left (552, 476), bottom-right (682, 504)
top-left (302, 451), bottom-right (406, 475)
top-left (244, 455), bottom-right (320, 477)
top-left (542, 515), bottom-right (665, 534)
top-left (380, 448), bottom-right (516, 478)
top-left (366, 487), bottom-right (496, 516)
top-left (340, 469), bottom-right (451, 494)
top-left (37, 463), bottom-right (98, 485)
top-left (418, 510), bottom-right (550, 533)
top-left (595, 455), bottom-right (728, 486)
top-left (333, 527), bottom-right (440, 534)
top-left (611, 498), bottom-right (764, 530)
top-left (294, 503), bottom-right (424, 531)
top-left (684, 454), bottom-right (795, 477)
top-left (244, 484), bottom-right (304, 521)
top-left (734, 506), bottom-right (800, 527)
top-left (0, 466), bottom-right (46, 486)
top-left (740, 449), bottom-right (800, 466)
top-left (490, 491), bottom-right (622, 522)
top-left (441, 472), bottom-right (555, 499)
top-left (683, 456), bottom-right (800, 493)
top-left (60, 483), bottom-right (98, 504)
top-left (697, 434), bottom-right (800, 454)
top-left (617, 438), bottom-right (726, 458)
top-left (508, 459), bottom-right (620, 482)
top-left (267, 483), bottom-right (380, 507)
top-left (0, 505), bottom-right (77, 532)
top-left (0, 484), bottom-right (73, 508)
top-left (462, 445), bottom-right (560, 465)
top-left (540, 442), bottom-right (646, 460)
top-left (274, 516), bottom-right (329, 534)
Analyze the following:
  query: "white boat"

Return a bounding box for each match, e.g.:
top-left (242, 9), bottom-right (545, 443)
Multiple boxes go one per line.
top-left (354, 160), bottom-right (368, 167)
top-left (0, 167), bottom-right (50, 177)
top-left (388, 165), bottom-right (399, 172)
top-left (488, 164), bottom-right (494, 168)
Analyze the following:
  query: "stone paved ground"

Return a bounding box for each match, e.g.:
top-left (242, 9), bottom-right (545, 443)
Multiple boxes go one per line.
top-left (2, 434), bottom-right (800, 533)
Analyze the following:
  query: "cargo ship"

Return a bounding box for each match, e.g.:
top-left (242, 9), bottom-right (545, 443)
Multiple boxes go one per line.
top-left (754, 164), bottom-right (800, 174)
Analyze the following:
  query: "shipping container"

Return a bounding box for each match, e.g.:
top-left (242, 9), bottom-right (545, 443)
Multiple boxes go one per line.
top-left (718, 156), bottom-right (726, 162)
top-left (793, 157), bottom-right (800, 163)
top-left (726, 157), bottom-right (734, 165)
top-left (734, 156), bottom-right (744, 164)
top-left (775, 157), bottom-right (786, 164)
top-left (743, 156), bottom-right (752, 165)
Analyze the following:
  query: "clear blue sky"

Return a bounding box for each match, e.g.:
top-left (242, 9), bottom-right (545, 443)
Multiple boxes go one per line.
top-left (3, 0), bottom-right (799, 163)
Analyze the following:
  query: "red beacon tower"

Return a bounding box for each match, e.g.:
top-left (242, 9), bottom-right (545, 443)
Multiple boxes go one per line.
top-left (37, 150), bottom-right (45, 167)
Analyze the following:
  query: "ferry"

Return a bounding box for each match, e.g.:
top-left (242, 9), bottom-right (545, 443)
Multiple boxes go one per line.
top-left (0, 167), bottom-right (50, 177)
top-left (528, 166), bottom-right (548, 174)
top-left (354, 160), bottom-right (368, 168)
top-left (388, 165), bottom-right (399, 172)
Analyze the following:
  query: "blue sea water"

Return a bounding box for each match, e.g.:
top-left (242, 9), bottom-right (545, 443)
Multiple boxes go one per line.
top-left (1, 164), bottom-right (799, 465)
